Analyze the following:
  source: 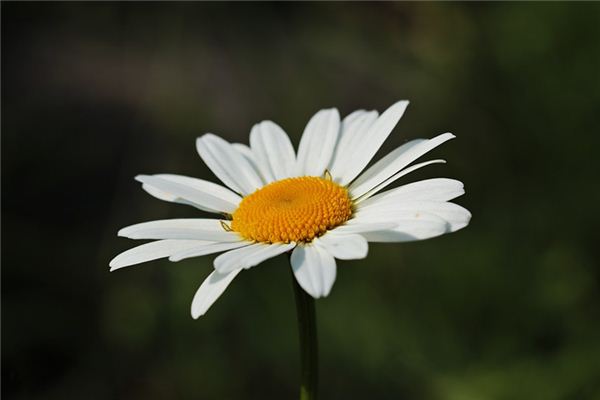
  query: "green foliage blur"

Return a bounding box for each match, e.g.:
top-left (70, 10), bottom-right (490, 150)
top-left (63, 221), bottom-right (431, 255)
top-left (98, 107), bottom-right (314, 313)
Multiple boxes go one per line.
top-left (3, 2), bottom-right (600, 399)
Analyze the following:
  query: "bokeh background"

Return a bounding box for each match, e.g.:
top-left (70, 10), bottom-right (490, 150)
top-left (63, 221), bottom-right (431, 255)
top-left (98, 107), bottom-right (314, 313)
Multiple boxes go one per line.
top-left (3, 2), bottom-right (600, 399)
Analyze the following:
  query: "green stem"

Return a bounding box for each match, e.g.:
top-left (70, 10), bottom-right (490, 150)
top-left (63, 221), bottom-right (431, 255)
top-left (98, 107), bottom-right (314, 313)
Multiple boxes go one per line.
top-left (291, 268), bottom-right (318, 400)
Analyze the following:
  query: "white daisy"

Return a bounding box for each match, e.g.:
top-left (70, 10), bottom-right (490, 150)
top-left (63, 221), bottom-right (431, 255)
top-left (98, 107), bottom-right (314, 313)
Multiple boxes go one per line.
top-left (110, 100), bottom-right (471, 318)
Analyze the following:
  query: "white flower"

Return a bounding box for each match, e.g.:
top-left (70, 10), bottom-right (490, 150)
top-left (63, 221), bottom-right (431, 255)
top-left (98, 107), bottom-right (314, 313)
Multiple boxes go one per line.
top-left (110, 100), bottom-right (471, 318)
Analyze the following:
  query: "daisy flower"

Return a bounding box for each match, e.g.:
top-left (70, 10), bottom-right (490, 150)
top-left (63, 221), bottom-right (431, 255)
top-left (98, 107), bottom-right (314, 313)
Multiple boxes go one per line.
top-left (110, 100), bottom-right (471, 318)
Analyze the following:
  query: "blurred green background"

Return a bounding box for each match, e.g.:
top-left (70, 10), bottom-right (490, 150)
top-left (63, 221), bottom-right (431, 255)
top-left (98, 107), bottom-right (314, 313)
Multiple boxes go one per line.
top-left (3, 2), bottom-right (600, 399)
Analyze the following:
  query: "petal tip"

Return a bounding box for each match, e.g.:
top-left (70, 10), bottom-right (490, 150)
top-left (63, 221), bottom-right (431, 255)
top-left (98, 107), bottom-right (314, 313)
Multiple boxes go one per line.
top-left (444, 132), bottom-right (456, 140)
top-left (196, 133), bottom-right (215, 146)
top-left (259, 120), bottom-right (276, 129)
top-left (318, 107), bottom-right (340, 118)
top-left (388, 100), bottom-right (409, 114)
top-left (191, 308), bottom-right (203, 319)
top-left (134, 174), bottom-right (148, 181)
top-left (108, 260), bottom-right (122, 272)
top-left (464, 209), bottom-right (473, 223)
top-left (358, 247), bottom-right (369, 259)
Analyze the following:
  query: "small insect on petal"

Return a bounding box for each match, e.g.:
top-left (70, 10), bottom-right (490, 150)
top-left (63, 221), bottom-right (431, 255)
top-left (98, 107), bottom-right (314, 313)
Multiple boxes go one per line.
top-left (220, 220), bottom-right (233, 232)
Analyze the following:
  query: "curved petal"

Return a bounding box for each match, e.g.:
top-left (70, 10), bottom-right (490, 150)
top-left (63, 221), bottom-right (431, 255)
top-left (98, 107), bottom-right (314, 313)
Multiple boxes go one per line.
top-left (356, 213), bottom-right (450, 243)
top-left (191, 269), bottom-right (242, 318)
top-left (231, 142), bottom-right (255, 161)
top-left (360, 222), bottom-right (448, 242)
top-left (352, 159), bottom-right (446, 202)
top-left (328, 110), bottom-right (379, 184)
top-left (196, 133), bottom-right (263, 195)
top-left (315, 232), bottom-right (368, 260)
top-left (349, 138), bottom-right (425, 194)
top-left (214, 242), bottom-right (295, 273)
top-left (334, 221), bottom-right (396, 233)
top-left (358, 178), bottom-right (465, 208)
top-left (349, 132), bottom-right (455, 198)
top-left (232, 143), bottom-right (268, 186)
top-left (169, 241), bottom-right (251, 262)
top-left (340, 109), bottom-right (367, 127)
top-left (291, 244), bottom-right (337, 298)
top-left (118, 219), bottom-right (243, 242)
top-left (332, 100), bottom-right (408, 185)
top-left (353, 206), bottom-right (447, 224)
top-left (250, 120), bottom-right (296, 183)
top-left (109, 239), bottom-right (207, 271)
top-left (295, 108), bottom-right (340, 177)
top-left (356, 201), bottom-right (471, 232)
top-left (137, 174), bottom-right (241, 214)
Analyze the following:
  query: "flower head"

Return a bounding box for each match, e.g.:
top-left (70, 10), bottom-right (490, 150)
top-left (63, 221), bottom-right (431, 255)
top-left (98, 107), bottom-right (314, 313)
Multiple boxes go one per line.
top-left (111, 100), bottom-right (471, 318)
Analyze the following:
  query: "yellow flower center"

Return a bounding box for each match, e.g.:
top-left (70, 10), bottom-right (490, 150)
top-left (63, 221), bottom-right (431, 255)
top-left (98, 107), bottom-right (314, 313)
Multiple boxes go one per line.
top-left (231, 176), bottom-right (353, 243)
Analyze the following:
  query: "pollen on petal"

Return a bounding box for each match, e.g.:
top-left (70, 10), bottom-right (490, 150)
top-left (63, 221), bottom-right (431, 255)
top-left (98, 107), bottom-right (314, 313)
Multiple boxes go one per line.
top-left (231, 177), bottom-right (352, 243)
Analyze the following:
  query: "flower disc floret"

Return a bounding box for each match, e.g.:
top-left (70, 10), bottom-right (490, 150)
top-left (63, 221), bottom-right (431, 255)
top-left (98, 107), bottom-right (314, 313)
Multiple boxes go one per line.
top-left (231, 176), bottom-right (353, 243)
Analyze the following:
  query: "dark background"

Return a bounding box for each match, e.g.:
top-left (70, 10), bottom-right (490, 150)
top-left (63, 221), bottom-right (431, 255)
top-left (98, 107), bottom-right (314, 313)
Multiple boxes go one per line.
top-left (3, 2), bottom-right (600, 399)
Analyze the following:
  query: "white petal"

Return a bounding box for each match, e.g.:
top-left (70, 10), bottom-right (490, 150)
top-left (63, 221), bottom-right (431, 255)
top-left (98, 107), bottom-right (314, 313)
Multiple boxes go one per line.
top-left (169, 241), bottom-right (251, 262)
top-left (109, 239), bottom-right (206, 271)
top-left (332, 100), bottom-right (408, 185)
top-left (196, 133), bottom-right (263, 195)
top-left (353, 206), bottom-right (448, 225)
top-left (315, 232), bottom-right (368, 260)
top-left (231, 142), bottom-right (255, 162)
top-left (349, 132), bottom-right (455, 198)
top-left (137, 174), bottom-right (241, 214)
top-left (358, 178), bottom-right (465, 208)
top-left (356, 201), bottom-right (471, 232)
top-left (333, 221), bottom-right (397, 234)
top-left (239, 242), bottom-right (296, 270)
top-left (340, 109), bottom-right (367, 127)
top-left (349, 138), bottom-right (425, 194)
top-left (295, 108), bottom-right (341, 176)
top-left (291, 244), bottom-right (337, 298)
top-left (191, 269), bottom-right (242, 318)
top-left (360, 222), bottom-right (447, 242)
top-left (359, 213), bottom-right (449, 243)
top-left (232, 143), bottom-right (268, 185)
top-left (353, 159), bottom-right (446, 202)
top-left (250, 120), bottom-right (296, 182)
top-left (214, 242), bottom-right (295, 273)
top-left (214, 244), bottom-right (264, 273)
top-left (373, 160), bottom-right (449, 200)
top-left (118, 219), bottom-right (242, 241)
top-left (328, 110), bottom-right (379, 184)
